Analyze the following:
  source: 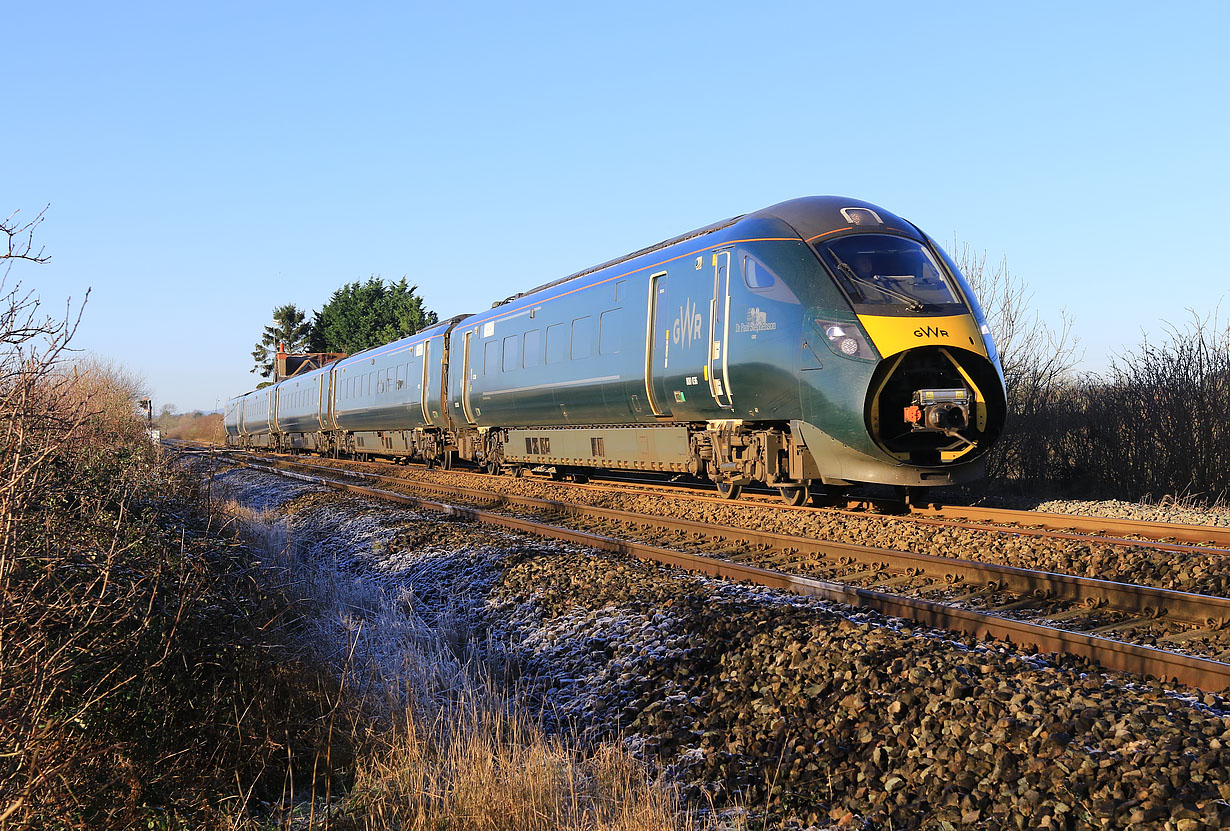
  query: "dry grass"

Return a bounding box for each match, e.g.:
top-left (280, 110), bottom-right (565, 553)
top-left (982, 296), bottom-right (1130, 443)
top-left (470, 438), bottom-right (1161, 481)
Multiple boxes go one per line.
top-left (161, 410), bottom-right (224, 443)
top-left (349, 711), bottom-right (695, 831)
top-left (217, 495), bottom-right (727, 831)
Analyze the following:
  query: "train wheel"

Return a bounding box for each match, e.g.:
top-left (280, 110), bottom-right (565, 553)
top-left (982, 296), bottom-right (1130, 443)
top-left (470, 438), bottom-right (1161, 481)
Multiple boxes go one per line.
top-left (441, 452), bottom-right (454, 470)
top-left (778, 486), bottom-right (809, 507)
top-left (715, 480), bottom-right (742, 500)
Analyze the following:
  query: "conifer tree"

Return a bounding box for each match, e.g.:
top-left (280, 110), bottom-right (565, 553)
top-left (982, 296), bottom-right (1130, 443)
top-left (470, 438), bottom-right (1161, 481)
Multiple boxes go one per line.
top-left (251, 303), bottom-right (312, 377)
top-left (307, 277), bottom-right (437, 355)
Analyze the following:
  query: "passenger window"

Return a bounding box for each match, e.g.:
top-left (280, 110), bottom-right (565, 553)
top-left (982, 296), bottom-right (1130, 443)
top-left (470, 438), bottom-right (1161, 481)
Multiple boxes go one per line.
top-left (503, 335), bottom-right (520, 372)
top-left (599, 309), bottom-right (622, 355)
top-left (571, 316), bottom-right (593, 360)
top-left (545, 323), bottom-right (567, 364)
top-left (523, 329), bottom-right (541, 368)
top-left (484, 340), bottom-right (499, 375)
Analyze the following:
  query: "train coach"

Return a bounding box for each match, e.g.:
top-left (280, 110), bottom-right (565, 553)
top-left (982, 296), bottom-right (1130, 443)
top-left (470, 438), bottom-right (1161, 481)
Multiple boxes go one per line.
top-left (225, 196), bottom-right (1007, 503)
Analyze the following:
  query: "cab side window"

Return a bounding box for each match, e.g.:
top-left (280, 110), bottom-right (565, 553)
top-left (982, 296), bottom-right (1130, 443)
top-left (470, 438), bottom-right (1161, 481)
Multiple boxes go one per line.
top-left (744, 255), bottom-right (777, 289)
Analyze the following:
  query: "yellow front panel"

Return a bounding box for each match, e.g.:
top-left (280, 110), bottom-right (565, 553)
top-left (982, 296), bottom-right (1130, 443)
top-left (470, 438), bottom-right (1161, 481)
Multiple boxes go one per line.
top-left (857, 314), bottom-right (987, 359)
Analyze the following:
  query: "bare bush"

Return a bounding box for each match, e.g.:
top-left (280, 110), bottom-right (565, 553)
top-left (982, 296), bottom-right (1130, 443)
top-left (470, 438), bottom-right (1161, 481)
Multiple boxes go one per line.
top-left (1074, 313), bottom-right (1230, 503)
top-left (0, 360), bottom-right (363, 826)
top-left (0, 214), bottom-right (364, 828)
top-left (953, 242), bottom-right (1082, 489)
top-left (954, 240), bottom-right (1228, 505)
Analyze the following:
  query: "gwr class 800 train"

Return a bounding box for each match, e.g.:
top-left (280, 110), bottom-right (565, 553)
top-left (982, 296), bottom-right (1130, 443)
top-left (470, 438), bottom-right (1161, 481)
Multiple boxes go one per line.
top-left (225, 197), bottom-right (1007, 504)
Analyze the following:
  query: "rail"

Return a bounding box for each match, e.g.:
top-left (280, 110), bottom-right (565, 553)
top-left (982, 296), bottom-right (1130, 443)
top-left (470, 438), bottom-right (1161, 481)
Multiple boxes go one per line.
top-left (193, 447), bottom-right (1230, 692)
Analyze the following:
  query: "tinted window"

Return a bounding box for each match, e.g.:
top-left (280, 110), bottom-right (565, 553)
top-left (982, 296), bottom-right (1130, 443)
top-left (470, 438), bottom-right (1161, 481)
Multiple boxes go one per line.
top-left (545, 323), bottom-right (567, 364)
top-left (571, 316), bottom-right (593, 360)
top-left (503, 335), bottom-right (520, 372)
top-left (599, 309), bottom-right (622, 355)
top-left (523, 329), bottom-right (541, 367)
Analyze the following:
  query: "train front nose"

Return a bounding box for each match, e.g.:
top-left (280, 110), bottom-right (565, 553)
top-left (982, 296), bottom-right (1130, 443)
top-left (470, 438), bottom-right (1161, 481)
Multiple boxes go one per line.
top-left (867, 346), bottom-right (1005, 466)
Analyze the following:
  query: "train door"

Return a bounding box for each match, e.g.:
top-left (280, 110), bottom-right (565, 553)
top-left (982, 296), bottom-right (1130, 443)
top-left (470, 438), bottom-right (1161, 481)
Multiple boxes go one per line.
top-left (315, 373), bottom-right (325, 429)
top-left (644, 271), bottom-right (670, 416)
top-left (461, 329), bottom-right (478, 425)
top-left (708, 250), bottom-right (734, 409)
top-left (420, 340), bottom-right (432, 423)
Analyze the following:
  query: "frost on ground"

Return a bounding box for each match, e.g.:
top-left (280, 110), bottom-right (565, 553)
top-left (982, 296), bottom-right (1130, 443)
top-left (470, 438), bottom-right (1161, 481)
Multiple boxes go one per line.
top-left (204, 464), bottom-right (1230, 830)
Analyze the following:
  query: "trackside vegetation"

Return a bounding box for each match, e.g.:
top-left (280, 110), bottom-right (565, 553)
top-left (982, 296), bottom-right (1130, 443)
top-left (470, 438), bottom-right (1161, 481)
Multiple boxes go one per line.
top-left (0, 314), bottom-right (359, 824)
top-left (0, 213), bottom-right (709, 830)
top-left (0, 358), bottom-right (709, 829)
top-left (960, 246), bottom-right (1229, 505)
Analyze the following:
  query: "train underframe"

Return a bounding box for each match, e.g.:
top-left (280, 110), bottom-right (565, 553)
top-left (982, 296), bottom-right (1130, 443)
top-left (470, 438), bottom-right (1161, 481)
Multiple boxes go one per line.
top-left (234, 419), bottom-right (908, 506)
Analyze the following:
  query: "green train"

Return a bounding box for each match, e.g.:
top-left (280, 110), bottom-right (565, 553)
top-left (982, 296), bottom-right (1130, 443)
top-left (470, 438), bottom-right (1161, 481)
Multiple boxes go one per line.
top-left (225, 197), bottom-right (1007, 504)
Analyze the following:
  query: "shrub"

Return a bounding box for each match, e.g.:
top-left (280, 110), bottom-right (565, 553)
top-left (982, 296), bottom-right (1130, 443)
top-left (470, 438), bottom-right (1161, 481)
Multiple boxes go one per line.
top-left (0, 355), bottom-right (363, 828)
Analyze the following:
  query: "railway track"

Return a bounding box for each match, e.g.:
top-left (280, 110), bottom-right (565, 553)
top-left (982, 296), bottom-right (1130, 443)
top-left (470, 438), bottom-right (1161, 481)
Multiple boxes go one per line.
top-left (170, 441), bottom-right (1230, 550)
top-left (204, 442), bottom-right (1230, 552)
top-left (184, 443), bottom-right (1230, 691)
top-left (555, 472), bottom-right (1230, 550)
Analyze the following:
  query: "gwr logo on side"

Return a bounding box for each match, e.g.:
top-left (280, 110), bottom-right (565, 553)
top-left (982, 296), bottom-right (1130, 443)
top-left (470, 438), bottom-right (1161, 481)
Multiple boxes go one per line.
top-left (673, 298), bottom-right (703, 347)
top-left (914, 325), bottom-right (949, 338)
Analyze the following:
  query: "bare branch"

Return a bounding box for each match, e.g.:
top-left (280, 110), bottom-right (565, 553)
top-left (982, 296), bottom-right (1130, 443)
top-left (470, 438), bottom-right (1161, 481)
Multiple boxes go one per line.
top-left (1, 205), bottom-right (51, 271)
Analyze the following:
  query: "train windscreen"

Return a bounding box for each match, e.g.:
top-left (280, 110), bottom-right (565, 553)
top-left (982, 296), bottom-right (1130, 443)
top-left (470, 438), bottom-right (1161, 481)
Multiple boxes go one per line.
top-left (814, 234), bottom-right (966, 315)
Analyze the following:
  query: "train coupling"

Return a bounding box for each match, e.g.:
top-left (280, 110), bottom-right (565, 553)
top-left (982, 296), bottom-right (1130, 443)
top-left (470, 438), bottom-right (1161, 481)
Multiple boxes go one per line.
top-left (904, 388), bottom-right (971, 435)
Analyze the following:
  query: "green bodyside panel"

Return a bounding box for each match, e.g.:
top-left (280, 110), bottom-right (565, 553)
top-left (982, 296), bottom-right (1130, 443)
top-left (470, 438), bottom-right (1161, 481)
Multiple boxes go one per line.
top-left (506, 425), bottom-right (692, 471)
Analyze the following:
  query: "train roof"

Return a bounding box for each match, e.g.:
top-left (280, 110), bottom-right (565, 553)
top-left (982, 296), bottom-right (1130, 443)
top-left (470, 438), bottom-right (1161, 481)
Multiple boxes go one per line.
top-left (491, 215), bottom-right (743, 308)
top-left (746, 196), bottom-right (922, 244)
top-left (332, 313), bottom-right (471, 369)
top-left (490, 196), bottom-right (923, 310)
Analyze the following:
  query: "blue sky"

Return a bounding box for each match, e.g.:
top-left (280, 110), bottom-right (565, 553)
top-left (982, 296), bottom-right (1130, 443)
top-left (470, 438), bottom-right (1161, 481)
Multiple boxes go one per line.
top-left (6, 1), bottom-right (1228, 413)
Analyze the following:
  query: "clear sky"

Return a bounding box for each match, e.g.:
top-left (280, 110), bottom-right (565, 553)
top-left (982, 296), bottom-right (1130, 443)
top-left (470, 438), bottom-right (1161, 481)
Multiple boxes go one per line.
top-left (6, 1), bottom-right (1228, 413)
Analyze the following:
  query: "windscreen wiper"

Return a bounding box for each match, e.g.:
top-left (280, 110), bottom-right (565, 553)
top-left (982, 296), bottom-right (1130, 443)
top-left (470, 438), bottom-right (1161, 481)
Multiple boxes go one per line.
top-left (830, 253), bottom-right (924, 311)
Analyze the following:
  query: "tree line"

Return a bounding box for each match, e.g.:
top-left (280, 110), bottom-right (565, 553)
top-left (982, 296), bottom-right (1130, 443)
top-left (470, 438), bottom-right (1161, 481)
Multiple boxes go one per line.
top-left (252, 276), bottom-right (438, 380)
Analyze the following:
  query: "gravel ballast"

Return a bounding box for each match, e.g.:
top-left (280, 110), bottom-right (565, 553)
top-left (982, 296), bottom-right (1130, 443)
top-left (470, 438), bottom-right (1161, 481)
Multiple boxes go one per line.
top-left (363, 465), bottom-right (1230, 602)
top-left (210, 463), bottom-right (1230, 830)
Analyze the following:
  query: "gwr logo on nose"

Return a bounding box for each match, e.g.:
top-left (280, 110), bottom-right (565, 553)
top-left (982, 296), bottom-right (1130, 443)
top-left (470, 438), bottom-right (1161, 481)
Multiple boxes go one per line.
top-left (914, 325), bottom-right (949, 338)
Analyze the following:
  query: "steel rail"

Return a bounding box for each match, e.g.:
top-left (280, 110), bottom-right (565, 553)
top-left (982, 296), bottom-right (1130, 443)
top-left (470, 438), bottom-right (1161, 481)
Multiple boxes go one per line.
top-left (220, 455), bottom-right (1230, 691)
top-left (195, 444), bottom-right (1230, 552)
top-left (241, 455), bottom-right (1230, 628)
top-left (914, 504), bottom-right (1230, 548)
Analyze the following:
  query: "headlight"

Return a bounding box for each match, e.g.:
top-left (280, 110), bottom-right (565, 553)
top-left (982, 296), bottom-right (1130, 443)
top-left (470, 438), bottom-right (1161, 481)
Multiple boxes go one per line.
top-left (813, 318), bottom-right (878, 361)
